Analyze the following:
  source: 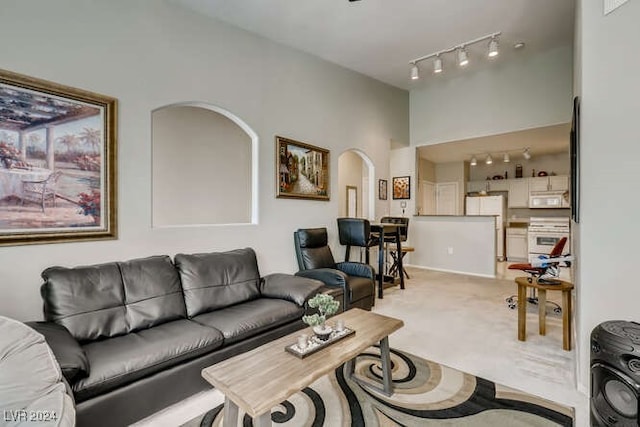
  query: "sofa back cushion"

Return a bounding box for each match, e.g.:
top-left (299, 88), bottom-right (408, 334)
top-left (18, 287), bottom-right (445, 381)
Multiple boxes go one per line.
top-left (118, 255), bottom-right (186, 332)
top-left (174, 248), bottom-right (261, 317)
top-left (42, 262), bottom-right (127, 342)
top-left (41, 255), bottom-right (187, 342)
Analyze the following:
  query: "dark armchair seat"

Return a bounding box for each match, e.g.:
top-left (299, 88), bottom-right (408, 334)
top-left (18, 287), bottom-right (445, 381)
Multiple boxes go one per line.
top-left (293, 227), bottom-right (375, 311)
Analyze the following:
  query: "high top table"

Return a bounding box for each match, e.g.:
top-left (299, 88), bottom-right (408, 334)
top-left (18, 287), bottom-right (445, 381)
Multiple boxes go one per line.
top-left (201, 309), bottom-right (404, 427)
top-left (370, 223), bottom-right (405, 298)
top-left (515, 276), bottom-right (574, 351)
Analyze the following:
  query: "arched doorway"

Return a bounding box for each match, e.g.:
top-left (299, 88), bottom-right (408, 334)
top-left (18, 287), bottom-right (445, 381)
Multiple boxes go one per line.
top-left (337, 149), bottom-right (375, 220)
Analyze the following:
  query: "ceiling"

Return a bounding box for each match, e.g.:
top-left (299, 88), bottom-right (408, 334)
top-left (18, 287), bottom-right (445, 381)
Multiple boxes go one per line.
top-left (417, 123), bottom-right (570, 163)
top-left (173, 0), bottom-right (575, 90)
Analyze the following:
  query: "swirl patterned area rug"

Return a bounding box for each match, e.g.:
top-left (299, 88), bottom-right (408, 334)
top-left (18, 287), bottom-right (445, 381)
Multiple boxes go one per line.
top-left (182, 347), bottom-right (574, 426)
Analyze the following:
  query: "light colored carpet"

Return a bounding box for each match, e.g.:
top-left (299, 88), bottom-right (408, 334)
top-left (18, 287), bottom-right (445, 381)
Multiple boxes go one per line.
top-left (133, 266), bottom-right (589, 427)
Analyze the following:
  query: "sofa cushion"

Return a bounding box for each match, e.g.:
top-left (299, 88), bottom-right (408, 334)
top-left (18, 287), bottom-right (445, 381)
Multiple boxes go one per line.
top-left (73, 319), bottom-right (223, 402)
top-left (118, 255), bottom-right (186, 332)
top-left (191, 299), bottom-right (303, 345)
top-left (41, 262), bottom-right (127, 342)
top-left (175, 248), bottom-right (262, 317)
top-left (0, 316), bottom-right (75, 427)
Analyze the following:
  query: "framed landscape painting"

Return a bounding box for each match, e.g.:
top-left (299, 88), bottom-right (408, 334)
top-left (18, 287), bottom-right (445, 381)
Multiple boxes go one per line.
top-left (276, 136), bottom-right (329, 201)
top-left (0, 68), bottom-right (117, 246)
top-left (392, 176), bottom-right (410, 200)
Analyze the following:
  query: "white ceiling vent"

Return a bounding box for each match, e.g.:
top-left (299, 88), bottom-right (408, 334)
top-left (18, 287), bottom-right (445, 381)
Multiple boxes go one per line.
top-left (604, 0), bottom-right (630, 15)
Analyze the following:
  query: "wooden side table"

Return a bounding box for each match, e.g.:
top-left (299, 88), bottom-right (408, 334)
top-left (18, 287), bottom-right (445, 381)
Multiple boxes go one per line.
top-left (515, 276), bottom-right (574, 351)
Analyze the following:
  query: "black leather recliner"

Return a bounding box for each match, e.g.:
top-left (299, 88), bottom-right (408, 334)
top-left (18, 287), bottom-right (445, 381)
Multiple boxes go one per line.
top-left (294, 228), bottom-right (375, 311)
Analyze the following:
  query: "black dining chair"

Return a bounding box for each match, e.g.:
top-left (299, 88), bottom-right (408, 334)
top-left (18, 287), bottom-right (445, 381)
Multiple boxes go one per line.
top-left (336, 218), bottom-right (379, 264)
top-left (380, 216), bottom-right (414, 279)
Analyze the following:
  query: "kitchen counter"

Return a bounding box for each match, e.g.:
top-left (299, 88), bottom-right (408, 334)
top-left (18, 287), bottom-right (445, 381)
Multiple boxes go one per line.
top-left (507, 217), bottom-right (530, 226)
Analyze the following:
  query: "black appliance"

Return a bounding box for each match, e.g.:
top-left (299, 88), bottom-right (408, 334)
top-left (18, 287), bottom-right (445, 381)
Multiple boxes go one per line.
top-left (591, 321), bottom-right (640, 426)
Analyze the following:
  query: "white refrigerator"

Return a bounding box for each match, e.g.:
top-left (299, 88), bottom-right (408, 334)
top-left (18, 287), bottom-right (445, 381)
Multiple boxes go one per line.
top-left (465, 195), bottom-right (506, 261)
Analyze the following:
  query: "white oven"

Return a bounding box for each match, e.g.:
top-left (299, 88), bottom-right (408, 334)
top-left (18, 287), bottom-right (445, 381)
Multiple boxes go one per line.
top-left (528, 217), bottom-right (570, 262)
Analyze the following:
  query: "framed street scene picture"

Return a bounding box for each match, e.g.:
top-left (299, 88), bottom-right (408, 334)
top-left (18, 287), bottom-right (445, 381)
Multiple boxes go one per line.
top-left (276, 136), bottom-right (329, 201)
top-left (0, 68), bottom-right (117, 246)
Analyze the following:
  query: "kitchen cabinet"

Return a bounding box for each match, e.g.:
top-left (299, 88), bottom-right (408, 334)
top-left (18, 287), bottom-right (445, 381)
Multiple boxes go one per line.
top-left (466, 179), bottom-right (508, 193)
top-left (508, 179), bottom-right (529, 208)
top-left (506, 227), bottom-right (528, 261)
top-left (529, 175), bottom-right (569, 192)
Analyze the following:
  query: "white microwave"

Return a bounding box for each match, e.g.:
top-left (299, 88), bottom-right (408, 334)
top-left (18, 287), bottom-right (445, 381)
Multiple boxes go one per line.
top-left (529, 191), bottom-right (570, 209)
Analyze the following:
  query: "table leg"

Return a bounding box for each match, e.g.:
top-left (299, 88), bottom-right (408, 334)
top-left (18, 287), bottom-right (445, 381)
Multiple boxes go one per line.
top-left (223, 396), bottom-right (239, 427)
top-left (380, 336), bottom-right (393, 396)
top-left (517, 283), bottom-right (526, 341)
top-left (254, 412), bottom-right (272, 427)
top-left (562, 289), bottom-right (572, 351)
top-left (378, 233), bottom-right (384, 299)
top-left (395, 229), bottom-right (405, 290)
top-left (538, 288), bottom-right (547, 336)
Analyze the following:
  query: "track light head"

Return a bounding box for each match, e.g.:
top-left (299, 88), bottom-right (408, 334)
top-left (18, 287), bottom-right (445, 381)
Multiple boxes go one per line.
top-left (410, 63), bottom-right (419, 80)
top-left (433, 56), bottom-right (443, 74)
top-left (485, 154), bottom-right (493, 165)
top-left (523, 148), bottom-right (531, 160)
top-left (458, 47), bottom-right (469, 67)
top-left (503, 152), bottom-right (510, 163)
top-left (470, 156), bottom-right (477, 166)
top-left (488, 37), bottom-right (499, 58)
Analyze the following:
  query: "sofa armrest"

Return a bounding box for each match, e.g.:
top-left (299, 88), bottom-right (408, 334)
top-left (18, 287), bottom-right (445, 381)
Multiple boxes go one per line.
top-left (260, 273), bottom-right (324, 306)
top-left (295, 269), bottom-right (348, 288)
top-left (26, 321), bottom-right (89, 384)
top-left (336, 261), bottom-right (375, 279)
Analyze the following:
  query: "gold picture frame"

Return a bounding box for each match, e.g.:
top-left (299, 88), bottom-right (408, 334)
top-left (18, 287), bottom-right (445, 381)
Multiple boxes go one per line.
top-left (276, 136), bottom-right (329, 201)
top-left (0, 68), bottom-right (117, 246)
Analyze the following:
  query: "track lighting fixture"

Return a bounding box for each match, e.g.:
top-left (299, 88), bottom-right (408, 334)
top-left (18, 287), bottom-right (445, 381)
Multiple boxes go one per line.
top-left (457, 47), bottom-right (469, 67)
top-left (470, 156), bottom-right (477, 166)
top-left (410, 63), bottom-right (419, 80)
top-left (485, 154), bottom-right (493, 165)
top-left (408, 32), bottom-right (501, 81)
top-left (488, 37), bottom-right (499, 58)
top-left (523, 148), bottom-right (531, 160)
top-left (503, 152), bottom-right (510, 163)
top-left (471, 148), bottom-right (530, 166)
top-left (433, 55), bottom-right (443, 74)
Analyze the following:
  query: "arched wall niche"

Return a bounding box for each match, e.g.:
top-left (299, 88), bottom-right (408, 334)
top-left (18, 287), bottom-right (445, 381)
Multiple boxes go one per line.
top-left (151, 102), bottom-right (258, 227)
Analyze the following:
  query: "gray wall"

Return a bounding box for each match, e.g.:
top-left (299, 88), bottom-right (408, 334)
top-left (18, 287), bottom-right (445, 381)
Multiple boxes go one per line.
top-left (0, 0), bottom-right (409, 320)
top-left (410, 44), bottom-right (573, 146)
top-left (152, 105), bottom-right (252, 226)
top-left (576, 0), bottom-right (640, 390)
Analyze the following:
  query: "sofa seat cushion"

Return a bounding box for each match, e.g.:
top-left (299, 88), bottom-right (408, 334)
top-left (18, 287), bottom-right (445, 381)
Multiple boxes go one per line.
top-left (191, 299), bottom-right (303, 345)
top-left (73, 319), bottom-right (223, 402)
top-left (348, 276), bottom-right (374, 302)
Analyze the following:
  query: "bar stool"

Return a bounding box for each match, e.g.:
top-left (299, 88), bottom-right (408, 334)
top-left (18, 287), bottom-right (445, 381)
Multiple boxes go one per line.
top-left (380, 216), bottom-right (413, 279)
top-left (337, 218), bottom-right (379, 264)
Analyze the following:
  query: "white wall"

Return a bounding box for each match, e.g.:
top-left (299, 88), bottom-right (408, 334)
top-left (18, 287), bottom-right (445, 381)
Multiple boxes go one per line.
top-left (337, 151), bottom-right (363, 217)
top-left (410, 44), bottom-right (574, 146)
top-left (576, 0), bottom-right (640, 389)
top-left (409, 216), bottom-right (496, 277)
top-left (0, 0), bottom-right (409, 321)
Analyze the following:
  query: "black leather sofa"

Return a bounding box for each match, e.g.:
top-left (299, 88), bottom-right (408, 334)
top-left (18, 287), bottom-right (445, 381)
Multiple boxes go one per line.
top-left (28, 248), bottom-right (324, 427)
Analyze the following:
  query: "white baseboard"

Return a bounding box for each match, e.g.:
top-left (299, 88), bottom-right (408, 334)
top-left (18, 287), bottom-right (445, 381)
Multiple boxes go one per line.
top-left (404, 264), bottom-right (496, 279)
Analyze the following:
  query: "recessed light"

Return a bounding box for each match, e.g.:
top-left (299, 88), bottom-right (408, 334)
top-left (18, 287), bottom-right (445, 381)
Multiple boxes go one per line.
top-left (513, 42), bottom-right (526, 50)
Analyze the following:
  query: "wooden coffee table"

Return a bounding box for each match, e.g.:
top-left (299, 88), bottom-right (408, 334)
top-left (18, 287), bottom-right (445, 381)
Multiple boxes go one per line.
top-left (201, 308), bottom-right (404, 427)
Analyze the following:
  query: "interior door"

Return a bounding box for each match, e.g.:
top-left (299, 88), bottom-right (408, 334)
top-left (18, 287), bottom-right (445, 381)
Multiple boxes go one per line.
top-left (436, 182), bottom-right (459, 215)
top-left (421, 180), bottom-right (436, 215)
